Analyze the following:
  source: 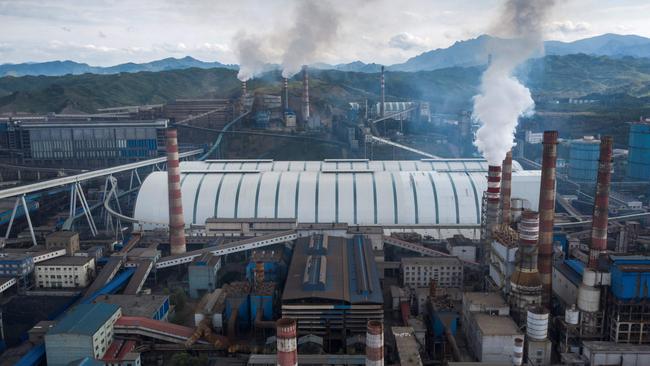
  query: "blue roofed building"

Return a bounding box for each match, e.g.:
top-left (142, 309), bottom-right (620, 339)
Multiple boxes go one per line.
top-left (44, 302), bottom-right (122, 366)
top-left (281, 234), bottom-right (383, 341)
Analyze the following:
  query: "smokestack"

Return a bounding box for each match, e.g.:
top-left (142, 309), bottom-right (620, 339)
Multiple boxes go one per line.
top-left (501, 151), bottom-right (513, 226)
top-left (277, 318), bottom-right (298, 366)
top-left (283, 77), bottom-right (289, 111)
top-left (166, 128), bottom-right (186, 255)
top-left (380, 66), bottom-right (385, 117)
top-left (242, 80), bottom-right (248, 97)
top-left (484, 165), bottom-right (502, 241)
top-left (301, 65), bottom-right (310, 122)
top-left (366, 320), bottom-right (384, 366)
top-left (537, 130), bottom-right (558, 308)
top-left (588, 136), bottom-right (613, 269)
top-left (512, 337), bottom-right (524, 366)
top-left (510, 211), bottom-right (542, 321)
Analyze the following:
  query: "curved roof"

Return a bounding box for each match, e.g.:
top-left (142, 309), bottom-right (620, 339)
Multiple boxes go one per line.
top-left (133, 168), bottom-right (540, 229)
top-left (180, 159), bottom-right (524, 173)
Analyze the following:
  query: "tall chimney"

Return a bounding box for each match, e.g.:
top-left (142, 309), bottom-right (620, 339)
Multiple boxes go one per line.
top-left (166, 128), bottom-right (186, 255)
top-left (242, 80), bottom-right (247, 97)
top-left (301, 66), bottom-right (310, 122)
top-left (501, 151), bottom-right (513, 226)
top-left (380, 66), bottom-right (385, 117)
top-left (366, 320), bottom-right (384, 366)
top-left (537, 130), bottom-right (558, 308)
top-left (283, 77), bottom-right (289, 111)
top-left (510, 211), bottom-right (542, 322)
top-left (512, 337), bottom-right (524, 366)
top-left (588, 136), bottom-right (613, 269)
top-left (484, 165), bottom-right (502, 241)
top-left (277, 318), bottom-right (298, 366)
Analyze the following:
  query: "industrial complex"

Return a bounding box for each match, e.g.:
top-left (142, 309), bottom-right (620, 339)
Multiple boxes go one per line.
top-left (0, 58), bottom-right (648, 366)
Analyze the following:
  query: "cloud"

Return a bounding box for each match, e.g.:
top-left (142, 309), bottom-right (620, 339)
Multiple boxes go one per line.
top-left (388, 32), bottom-right (430, 50)
top-left (61, 26), bottom-right (71, 32)
top-left (546, 20), bottom-right (591, 34)
top-left (98, 31), bottom-right (107, 38)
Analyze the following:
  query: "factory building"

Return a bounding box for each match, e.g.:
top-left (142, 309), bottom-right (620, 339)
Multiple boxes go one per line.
top-left (45, 302), bottom-right (122, 366)
top-left (93, 294), bottom-right (170, 321)
top-left (400, 256), bottom-right (463, 288)
top-left (35, 256), bottom-right (96, 288)
top-left (281, 235), bottom-right (383, 340)
top-left (2, 118), bottom-right (169, 167)
top-left (627, 120), bottom-right (650, 181)
top-left (45, 230), bottom-right (80, 255)
top-left (0, 253), bottom-right (34, 290)
top-left (188, 253), bottom-right (222, 298)
top-left (133, 159), bottom-right (541, 239)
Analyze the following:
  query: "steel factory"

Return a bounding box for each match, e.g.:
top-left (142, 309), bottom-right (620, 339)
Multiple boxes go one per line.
top-left (0, 62), bottom-right (648, 366)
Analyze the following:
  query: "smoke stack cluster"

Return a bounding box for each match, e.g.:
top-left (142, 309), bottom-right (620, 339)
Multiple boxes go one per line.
top-left (380, 66), bottom-right (385, 117)
top-left (366, 320), bottom-right (384, 366)
top-left (485, 165), bottom-right (502, 241)
top-left (283, 77), bottom-right (289, 111)
top-left (537, 131), bottom-right (558, 308)
top-left (510, 211), bottom-right (542, 321)
top-left (277, 318), bottom-right (298, 366)
top-left (501, 151), bottom-right (513, 226)
top-left (165, 128), bottom-right (186, 255)
top-left (588, 136), bottom-right (613, 269)
top-left (301, 65), bottom-right (310, 122)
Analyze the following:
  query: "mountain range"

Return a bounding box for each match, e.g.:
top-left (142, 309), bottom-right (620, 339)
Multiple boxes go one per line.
top-left (1, 33), bottom-right (650, 78)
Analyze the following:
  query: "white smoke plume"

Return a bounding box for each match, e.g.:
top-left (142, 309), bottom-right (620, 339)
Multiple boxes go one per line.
top-left (281, 0), bottom-right (340, 78)
top-left (472, 0), bottom-right (557, 165)
top-left (234, 32), bottom-right (270, 81)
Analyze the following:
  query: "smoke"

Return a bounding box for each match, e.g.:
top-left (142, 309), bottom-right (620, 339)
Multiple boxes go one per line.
top-left (280, 0), bottom-right (340, 78)
top-left (472, 0), bottom-right (556, 165)
top-left (234, 32), bottom-right (270, 81)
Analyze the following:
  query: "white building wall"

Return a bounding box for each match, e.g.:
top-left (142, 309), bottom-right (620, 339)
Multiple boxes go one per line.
top-left (35, 259), bottom-right (96, 288)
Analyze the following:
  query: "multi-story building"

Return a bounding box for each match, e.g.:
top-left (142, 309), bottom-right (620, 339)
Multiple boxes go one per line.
top-left (0, 253), bottom-right (34, 290)
top-left (45, 231), bottom-right (80, 255)
top-left (188, 253), bottom-right (222, 298)
top-left (35, 256), bottom-right (96, 288)
top-left (45, 303), bottom-right (122, 366)
top-left (400, 256), bottom-right (463, 288)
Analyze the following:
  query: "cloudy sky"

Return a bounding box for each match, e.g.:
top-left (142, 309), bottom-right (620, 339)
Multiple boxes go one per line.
top-left (0, 0), bottom-right (649, 66)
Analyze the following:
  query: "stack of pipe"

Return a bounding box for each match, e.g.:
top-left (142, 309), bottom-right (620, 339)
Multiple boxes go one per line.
top-left (277, 318), bottom-right (298, 366)
top-left (380, 66), bottom-right (385, 117)
top-left (485, 165), bottom-right (502, 241)
top-left (537, 130), bottom-right (558, 308)
top-left (509, 211), bottom-right (542, 321)
top-left (366, 320), bottom-right (384, 366)
top-left (301, 66), bottom-right (310, 122)
top-left (588, 136), bottom-right (613, 269)
top-left (284, 77), bottom-right (289, 111)
top-left (501, 151), bottom-right (513, 226)
top-left (165, 128), bottom-right (186, 255)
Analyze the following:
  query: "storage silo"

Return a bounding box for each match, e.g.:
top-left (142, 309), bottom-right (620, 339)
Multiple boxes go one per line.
top-left (627, 122), bottom-right (650, 180)
top-left (568, 136), bottom-right (600, 182)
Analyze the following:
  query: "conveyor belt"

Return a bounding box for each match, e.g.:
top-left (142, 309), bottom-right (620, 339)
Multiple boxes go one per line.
top-left (83, 256), bottom-right (124, 298)
top-left (123, 259), bottom-right (153, 295)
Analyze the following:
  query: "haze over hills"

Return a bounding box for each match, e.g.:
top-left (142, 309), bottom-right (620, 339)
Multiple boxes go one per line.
top-left (2, 34), bottom-right (650, 77)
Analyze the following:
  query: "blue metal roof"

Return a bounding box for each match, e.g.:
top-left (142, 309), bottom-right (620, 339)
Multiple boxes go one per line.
top-left (49, 303), bottom-right (119, 336)
top-left (565, 259), bottom-right (585, 276)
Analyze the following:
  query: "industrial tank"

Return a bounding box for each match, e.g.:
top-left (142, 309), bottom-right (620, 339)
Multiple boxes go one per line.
top-left (568, 137), bottom-right (600, 182)
top-left (627, 122), bottom-right (650, 180)
top-left (527, 308), bottom-right (549, 340)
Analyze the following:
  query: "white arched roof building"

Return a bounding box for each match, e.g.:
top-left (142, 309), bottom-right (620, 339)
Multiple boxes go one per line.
top-left (133, 159), bottom-right (540, 238)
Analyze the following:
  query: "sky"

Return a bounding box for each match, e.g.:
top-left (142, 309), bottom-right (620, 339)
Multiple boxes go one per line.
top-left (0, 0), bottom-right (649, 67)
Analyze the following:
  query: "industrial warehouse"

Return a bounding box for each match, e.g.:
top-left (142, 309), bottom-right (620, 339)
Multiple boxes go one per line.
top-left (0, 2), bottom-right (650, 365)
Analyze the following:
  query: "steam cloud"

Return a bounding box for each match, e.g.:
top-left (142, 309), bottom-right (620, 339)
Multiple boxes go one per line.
top-left (233, 0), bottom-right (340, 81)
top-left (472, 0), bottom-right (556, 165)
top-left (281, 0), bottom-right (340, 78)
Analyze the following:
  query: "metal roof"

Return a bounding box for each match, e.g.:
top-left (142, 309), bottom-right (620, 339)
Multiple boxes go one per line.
top-left (133, 168), bottom-right (540, 229)
top-left (49, 303), bottom-right (120, 336)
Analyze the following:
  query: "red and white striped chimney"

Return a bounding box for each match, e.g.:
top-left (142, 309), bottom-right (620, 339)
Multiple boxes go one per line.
top-left (284, 77), bottom-right (289, 111)
top-left (242, 80), bottom-right (248, 97)
top-left (588, 136), bottom-right (613, 269)
top-left (301, 66), bottom-right (310, 122)
top-left (512, 337), bottom-right (524, 366)
top-left (277, 318), bottom-right (298, 366)
top-left (366, 320), bottom-right (384, 366)
top-left (380, 66), bottom-right (385, 118)
top-left (501, 151), bottom-right (513, 226)
top-left (166, 128), bottom-right (186, 255)
top-left (537, 130), bottom-right (558, 308)
top-left (485, 165), bottom-right (502, 240)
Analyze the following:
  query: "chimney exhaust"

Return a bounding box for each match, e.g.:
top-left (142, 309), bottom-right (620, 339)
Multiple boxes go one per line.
top-left (166, 128), bottom-right (186, 255)
top-left (537, 131), bottom-right (558, 308)
top-left (501, 150), bottom-right (513, 226)
top-left (366, 320), bottom-right (384, 366)
top-left (277, 318), bottom-right (298, 366)
top-left (301, 66), bottom-right (310, 122)
top-left (588, 136), bottom-right (613, 269)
